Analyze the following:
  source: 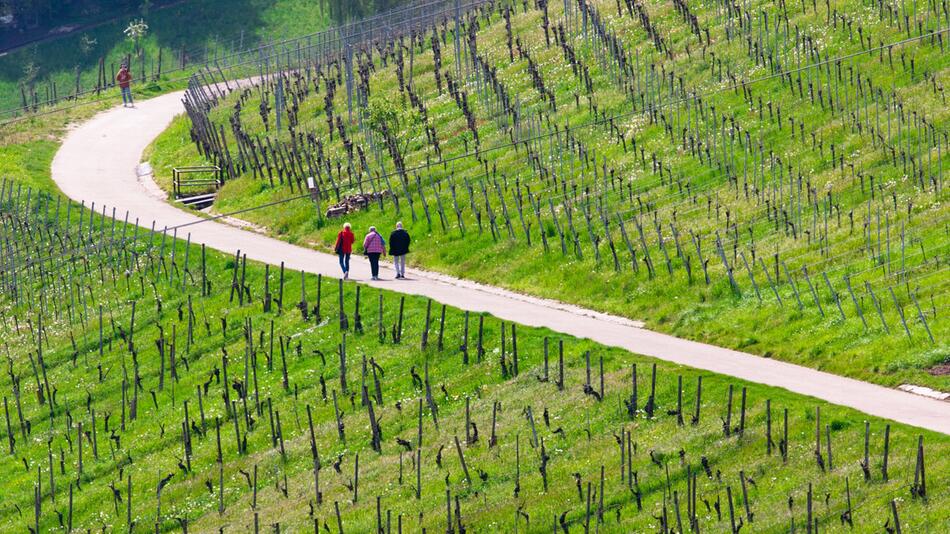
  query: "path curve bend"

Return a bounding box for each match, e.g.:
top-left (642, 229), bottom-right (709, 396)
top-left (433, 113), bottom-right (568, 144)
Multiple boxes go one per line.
top-left (51, 92), bottom-right (950, 434)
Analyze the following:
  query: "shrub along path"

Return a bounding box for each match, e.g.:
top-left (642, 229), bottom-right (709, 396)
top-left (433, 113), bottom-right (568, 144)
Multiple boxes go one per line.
top-left (51, 90), bottom-right (950, 434)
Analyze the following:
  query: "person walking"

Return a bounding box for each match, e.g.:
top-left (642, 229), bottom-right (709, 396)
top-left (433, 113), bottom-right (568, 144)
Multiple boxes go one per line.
top-left (333, 223), bottom-right (355, 279)
top-left (116, 65), bottom-right (133, 107)
top-left (362, 226), bottom-right (386, 280)
top-left (389, 222), bottom-right (411, 279)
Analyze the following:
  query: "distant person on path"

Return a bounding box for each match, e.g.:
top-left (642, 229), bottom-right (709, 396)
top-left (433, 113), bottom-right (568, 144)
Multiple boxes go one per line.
top-left (334, 222), bottom-right (355, 279)
top-left (363, 226), bottom-right (386, 280)
top-left (389, 221), bottom-right (411, 279)
top-left (116, 65), bottom-right (133, 107)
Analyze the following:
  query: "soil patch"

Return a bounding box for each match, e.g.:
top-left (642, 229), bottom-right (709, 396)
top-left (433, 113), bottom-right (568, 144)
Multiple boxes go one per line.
top-left (928, 363), bottom-right (950, 376)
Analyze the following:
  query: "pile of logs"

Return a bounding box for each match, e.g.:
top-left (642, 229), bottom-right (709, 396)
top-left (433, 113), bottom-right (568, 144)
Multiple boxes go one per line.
top-left (325, 191), bottom-right (392, 218)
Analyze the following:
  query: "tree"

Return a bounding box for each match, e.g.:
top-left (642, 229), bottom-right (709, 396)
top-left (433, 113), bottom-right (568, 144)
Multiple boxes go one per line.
top-left (20, 60), bottom-right (40, 89)
top-left (79, 33), bottom-right (98, 57)
top-left (365, 98), bottom-right (423, 156)
top-left (123, 18), bottom-right (149, 54)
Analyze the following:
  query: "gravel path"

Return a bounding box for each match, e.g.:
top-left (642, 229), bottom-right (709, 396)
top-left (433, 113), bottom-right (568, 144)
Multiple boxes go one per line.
top-left (50, 91), bottom-right (950, 434)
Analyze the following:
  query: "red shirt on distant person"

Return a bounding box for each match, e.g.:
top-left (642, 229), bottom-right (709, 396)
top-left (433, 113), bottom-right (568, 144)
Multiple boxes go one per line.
top-left (116, 67), bottom-right (132, 88)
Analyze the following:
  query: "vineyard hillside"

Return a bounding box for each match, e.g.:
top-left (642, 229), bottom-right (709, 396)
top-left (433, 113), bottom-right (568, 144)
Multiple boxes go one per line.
top-left (153, 0), bottom-right (950, 388)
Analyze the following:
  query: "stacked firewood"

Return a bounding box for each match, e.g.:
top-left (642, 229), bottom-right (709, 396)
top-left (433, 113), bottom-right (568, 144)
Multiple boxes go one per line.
top-left (325, 191), bottom-right (392, 218)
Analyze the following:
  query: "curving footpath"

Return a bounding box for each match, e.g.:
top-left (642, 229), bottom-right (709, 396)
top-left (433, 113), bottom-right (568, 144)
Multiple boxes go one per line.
top-left (51, 91), bottom-right (950, 434)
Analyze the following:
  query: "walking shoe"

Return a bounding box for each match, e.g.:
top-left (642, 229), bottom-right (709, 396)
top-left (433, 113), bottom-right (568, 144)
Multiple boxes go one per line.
top-left (344, 272), bottom-right (348, 280)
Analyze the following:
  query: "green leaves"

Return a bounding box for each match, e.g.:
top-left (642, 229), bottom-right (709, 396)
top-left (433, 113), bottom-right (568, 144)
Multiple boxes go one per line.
top-left (366, 98), bottom-right (423, 154)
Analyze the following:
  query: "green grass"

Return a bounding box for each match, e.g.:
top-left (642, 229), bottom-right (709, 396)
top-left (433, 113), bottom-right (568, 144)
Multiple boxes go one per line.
top-left (143, 107), bottom-right (199, 191)
top-left (1, 161), bottom-right (949, 531)
top-left (148, 0), bottom-right (950, 389)
top-left (0, 1), bottom-right (946, 530)
top-left (0, 140), bottom-right (58, 190)
top-left (0, 78), bottom-right (945, 533)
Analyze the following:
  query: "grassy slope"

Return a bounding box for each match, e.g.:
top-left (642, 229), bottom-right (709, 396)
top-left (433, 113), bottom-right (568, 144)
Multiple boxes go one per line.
top-left (1, 140), bottom-right (948, 532)
top-left (0, 0), bottom-right (331, 114)
top-left (147, 0), bottom-right (950, 389)
top-left (0, 88), bottom-right (946, 532)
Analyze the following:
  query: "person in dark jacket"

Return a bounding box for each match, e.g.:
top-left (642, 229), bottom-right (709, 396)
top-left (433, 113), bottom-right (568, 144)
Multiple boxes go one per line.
top-left (333, 222), bottom-right (355, 279)
top-left (389, 221), bottom-right (411, 279)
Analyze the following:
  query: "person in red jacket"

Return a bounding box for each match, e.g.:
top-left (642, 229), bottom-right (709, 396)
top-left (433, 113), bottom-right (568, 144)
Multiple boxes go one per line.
top-left (116, 64), bottom-right (133, 107)
top-left (333, 222), bottom-right (355, 279)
